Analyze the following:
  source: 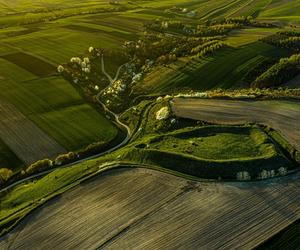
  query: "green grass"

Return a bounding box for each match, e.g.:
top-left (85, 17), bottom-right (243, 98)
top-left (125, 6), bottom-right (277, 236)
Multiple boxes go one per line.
top-left (124, 125), bottom-right (292, 180)
top-left (0, 58), bottom-right (36, 82)
top-left (226, 27), bottom-right (283, 47)
top-left (30, 104), bottom-right (118, 151)
top-left (137, 42), bottom-right (290, 94)
top-left (0, 75), bottom-right (118, 152)
top-left (148, 126), bottom-right (275, 160)
top-left (1, 52), bottom-right (56, 77)
top-left (0, 156), bottom-right (105, 236)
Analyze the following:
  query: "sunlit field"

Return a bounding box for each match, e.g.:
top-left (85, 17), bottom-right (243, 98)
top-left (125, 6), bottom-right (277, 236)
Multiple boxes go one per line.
top-left (0, 0), bottom-right (299, 248)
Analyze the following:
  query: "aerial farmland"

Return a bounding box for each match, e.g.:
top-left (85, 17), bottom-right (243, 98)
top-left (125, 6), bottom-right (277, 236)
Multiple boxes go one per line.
top-left (0, 0), bottom-right (299, 249)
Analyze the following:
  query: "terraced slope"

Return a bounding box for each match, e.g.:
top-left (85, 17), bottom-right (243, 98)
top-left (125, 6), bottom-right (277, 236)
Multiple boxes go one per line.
top-left (172, 99), bottom-right (300, 152)
top-left (0, 168), bottom-right (299, 249)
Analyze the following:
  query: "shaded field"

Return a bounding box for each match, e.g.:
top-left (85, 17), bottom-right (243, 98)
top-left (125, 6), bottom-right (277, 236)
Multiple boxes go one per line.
top-left (0, 99), bottom-right (66, 165)
top-left (0, 139), bottom-right (23, 170)
top-left (0, 168), bottom-right (299, 249)
top-left (1, 52), bottom-right (55, 77)
top-left (172, 98), bottom-right (300, 152)
top-left (0, 74), bottom-right (118, 156)
top-left (257, 219), bottom-right (300, 249)
top-left (138, 42), bottom-right (289, 94)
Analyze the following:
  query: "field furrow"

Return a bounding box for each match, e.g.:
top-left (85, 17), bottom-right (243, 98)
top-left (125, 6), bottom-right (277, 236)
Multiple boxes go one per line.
top-left (0, 168), bottom-right (298, 249)
top-left (172, 98), bottom-right (300, 152)
top-left (0, 99), bottom-right (66, 165)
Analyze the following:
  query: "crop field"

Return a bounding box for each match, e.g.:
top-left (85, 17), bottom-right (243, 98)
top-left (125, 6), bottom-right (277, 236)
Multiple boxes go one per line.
top-left (0, 99), bottom-right (66, 165)
top-left (225, 27), bottom-right (283, 47)
top-left (138, 42), bottom-right (290, 93)
top-left (0, 168), bottom-right (299, 249)
top-left (0, 75), bottom-right (118, 151)
top-left (0, 68), bottom-right (118, 170)
top-left (172, 98), bottom-right (300, 152)
top-left (0, 0), bottom-right (300, 247)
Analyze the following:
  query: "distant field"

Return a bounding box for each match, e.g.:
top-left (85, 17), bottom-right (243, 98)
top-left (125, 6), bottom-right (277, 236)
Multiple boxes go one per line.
top-left (137, 42), bottom-right (290, 93)
top-left (225, 27), bottom-right (282, 47)
top-left (0, 70), bottom-right (117, 170)
top-left (172, 98), bottom-right (300, 152)
top-left (0, 75), bottom-right (118, 152)
top-left (0, 99), bottom-right (66, 165)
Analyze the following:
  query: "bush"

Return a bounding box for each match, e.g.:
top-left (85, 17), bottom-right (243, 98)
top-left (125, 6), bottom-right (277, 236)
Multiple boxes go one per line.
top-left (252, 54), bottom-right (300, 88)
top-left (236, 171), bottom-right (251, 181)
top-left (78, 141), bottom-right (107, 158)
top-left (25, 159), bottom-right (53, 175)
top-left (0, 168), bottom-right (13, 186)
top-left (54, 152), bottom-right (77, 166)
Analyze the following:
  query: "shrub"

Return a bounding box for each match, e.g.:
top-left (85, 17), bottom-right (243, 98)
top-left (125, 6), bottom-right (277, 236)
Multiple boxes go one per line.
top-left (236, 171), bottom-right (251, 181)
top-left (25, 159), bottom-right (53, 175)
top-left (156, 107), bottom-right (169, 120)
top-left (252, 54), bottom-right (300, 88)
top-left (258, 169), bottom-right (276, 179)
top-left (278, 167), bottom-right (287, 176)
top-left (54, 152), bottom-right (77, 166)
top-left (0, 168), bottom-right (13, 186)
top-left (78, 141), bottom-right (107, 158)
top-left (57, 65), bottom-right (64, 73)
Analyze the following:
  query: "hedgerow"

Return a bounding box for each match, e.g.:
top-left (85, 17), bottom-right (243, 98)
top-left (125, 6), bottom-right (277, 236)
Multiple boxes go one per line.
top-left (252, 54), bottom-right (300, 88)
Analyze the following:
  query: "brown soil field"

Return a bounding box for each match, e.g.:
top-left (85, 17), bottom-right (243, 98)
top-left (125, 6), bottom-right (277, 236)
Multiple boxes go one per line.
top-left (0, 99), bottom-right (66, 165)
top-left (0, 168), bottom-right (299, 249)
top-left (172, 98), bottom-right (300, 152)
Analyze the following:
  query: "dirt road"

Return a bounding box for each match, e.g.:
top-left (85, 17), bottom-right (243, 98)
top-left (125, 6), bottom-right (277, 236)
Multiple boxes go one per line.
top-left (0, 168), bottom-right (299, 249)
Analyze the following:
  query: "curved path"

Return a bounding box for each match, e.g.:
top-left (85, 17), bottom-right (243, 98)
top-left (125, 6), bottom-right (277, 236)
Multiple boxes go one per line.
top-left (0, 168), bottom-right (299, 249)
top-left (172, 98), bottom-right (300, 151)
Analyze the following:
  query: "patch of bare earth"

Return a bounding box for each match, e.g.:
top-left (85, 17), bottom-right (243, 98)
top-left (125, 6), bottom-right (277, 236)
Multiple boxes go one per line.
top-left (172, 98), bottom-right (300, 152)
top-left (0, 168), bottom-right (299, 249)
top-left (0, 99), bottom-right (66, 165)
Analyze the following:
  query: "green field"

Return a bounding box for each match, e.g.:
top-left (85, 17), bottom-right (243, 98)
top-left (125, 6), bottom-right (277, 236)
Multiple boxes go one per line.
top-left (0, 74), bottom-right (118, 151)
top-left (125, 124), bottom-right (292, 180)
top-left (137, 41), bottom-right (290, 93)
top-left (0, 0), bottom-right (299, 246)
top-left (147, 126), bottom-right (275, 160)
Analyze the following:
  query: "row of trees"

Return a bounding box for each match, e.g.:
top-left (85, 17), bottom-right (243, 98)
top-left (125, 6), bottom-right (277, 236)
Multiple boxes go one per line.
top-left (252, 54), bottom-right (300, 88)
top-left (262, 31), bottom-right (300, 52)
top-left (0, 138), bottom-right (113, 188)
top-left (191, 40), bottom-right (221, 54)
top-left (196, 23), bottom-right (240, 36)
